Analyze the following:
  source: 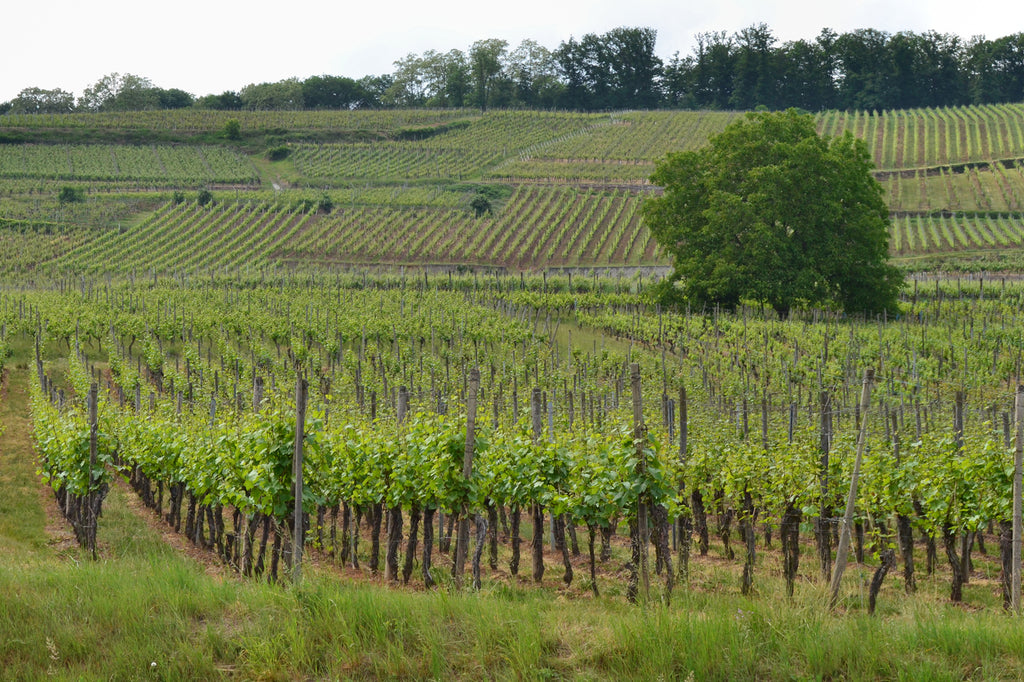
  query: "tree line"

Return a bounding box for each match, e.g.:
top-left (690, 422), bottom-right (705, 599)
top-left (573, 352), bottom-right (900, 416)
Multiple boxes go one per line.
top-left (4, 25), bottom-right (1024, 115)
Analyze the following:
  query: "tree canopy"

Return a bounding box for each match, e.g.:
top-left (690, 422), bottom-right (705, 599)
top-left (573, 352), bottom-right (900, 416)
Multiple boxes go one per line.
top-left (642, 109), bottom-right (903, 317)
top-left (6, 26), bottom-right (1024, 114)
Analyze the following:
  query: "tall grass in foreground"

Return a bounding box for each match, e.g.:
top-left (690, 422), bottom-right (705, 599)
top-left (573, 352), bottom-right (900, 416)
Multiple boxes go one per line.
top-left (3, 497), bottom-right (1024, 682)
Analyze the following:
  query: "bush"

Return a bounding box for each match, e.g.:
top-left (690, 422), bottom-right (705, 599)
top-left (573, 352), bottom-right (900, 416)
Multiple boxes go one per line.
top-left (224, 118), bottom-right (241, 140)
top-left (58, 186), bottom-right (84, 204)
top-left (171, 191), bottom-right (185, 204)
top-left (266, 146), bottom-right (290, 161)
top-left (470, 194), bottom-right (492, 217)
top-left (197, 189), bottom-right (213, 206)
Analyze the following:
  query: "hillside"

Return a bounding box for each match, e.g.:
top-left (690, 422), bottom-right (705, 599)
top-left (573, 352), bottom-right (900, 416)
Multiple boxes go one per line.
top-left (3, 105), bottom-right (1024, 274)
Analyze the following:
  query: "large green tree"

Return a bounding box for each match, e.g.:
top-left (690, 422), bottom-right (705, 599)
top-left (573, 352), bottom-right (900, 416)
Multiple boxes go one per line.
top-left (643, 109), bottom-right (903, 317)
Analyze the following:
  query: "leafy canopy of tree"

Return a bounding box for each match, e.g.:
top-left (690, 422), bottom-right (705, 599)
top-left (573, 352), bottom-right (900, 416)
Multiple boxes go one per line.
top-left (7, 87), bottom-right (75, 114)
top-left (5, 25), bottom-right (1024, 114)
top-left (58, 186), bottom-right (85, 204)
top-left (642, 109), bottom-right (903, 317)
top-left (76, 73), bottom-right (194, 111)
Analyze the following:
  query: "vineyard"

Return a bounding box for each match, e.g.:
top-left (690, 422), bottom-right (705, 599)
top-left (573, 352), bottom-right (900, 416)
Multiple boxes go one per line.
top-left (6, 102), bottom-right (1024, 676)
top-left (0, 271), bottom-right (1012, 614)
top-left (38, 187), bottom-right (653, 273)
top-left (1, 105), bottom-right (1024, 273)
top-left (0, 144), bottom-right (258, 185)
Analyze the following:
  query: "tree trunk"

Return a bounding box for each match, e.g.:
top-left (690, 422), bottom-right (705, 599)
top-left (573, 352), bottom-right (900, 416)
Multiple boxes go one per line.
top-left (897, 513), bottom-right (916, 593)
top-left (587, 523), bottom-right (599, 597)
top-left (556, 513), bottom-right (573, 586)
top-left (531, 503), bottom-right (544, 583)
top-left (270, 521), bottom-right (283, 584)
top-left (350, 505), bottom-right (360, 569)
top-left (781, 502), bottom-right (801, 598)
top-left (739, 492), bottom-right (756, 595)
top-left (868, 547), bottom-right (896, 615)
top-left (255, 515), bottom-right (271, 577)
top-left (422, 507), bottom-right (435, 588)
top-left (402, 504), bottom-right (420, 585)
top-left (385, 505), bottom-right (403, 582)
top-left (340, 502), bottom-right (352, 564)
top-left (487, 502), bottom-right (499, 570)
top-left (627, 517), bottom-right (640, 604)
top-left (676, 508), bottom-right (692, 584)
top-left (567, 517), bottom-right (580, 556)
top-left (509, 505), bottom-right (521, 576)
top-left (691, 489), bottom-right (709, 556)
top-left (942, 524), bottom-right (965, 602)
top-left (600, 524), bottom-right (614, 562)
top-left (716, 493), bottom-right (735, 561)
top-left (369, 502), bottom-right (383, 574)
top-left (914, 499), bottom-right (937, 574)
top-left (472, 513), bottom-right (487, 590)
top-left (1000, 520), bottom-right (1013, 610)
top-left (651, 503), bottom-right (673, 599)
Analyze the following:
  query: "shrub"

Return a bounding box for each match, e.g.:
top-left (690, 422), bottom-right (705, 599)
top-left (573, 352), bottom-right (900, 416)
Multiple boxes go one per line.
top-left (266, 146), bottom-right (290, 161)
top-left (224, 118), bottom-right (241, 140)
top-left (470, 194), bottom-right (492, 217)
top-left (58, 186), bottom-right (84, 204)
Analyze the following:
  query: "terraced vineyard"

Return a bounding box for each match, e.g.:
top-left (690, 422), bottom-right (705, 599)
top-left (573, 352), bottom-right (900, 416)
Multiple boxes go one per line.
top-left (818, 103), bottom-right (1024, 170)
top-left (5, 104), bottom-right (1024, 274)
top-left (880, 161), bottom-right (1024, 211)
top-left (0, 144), bottom-right (258, 185)
top-left (0, 108), bottom-right (478, 134)
top-left (488, 110), bottom-right (741, 184)
top-left (51, 186), bottom-right (656, 273)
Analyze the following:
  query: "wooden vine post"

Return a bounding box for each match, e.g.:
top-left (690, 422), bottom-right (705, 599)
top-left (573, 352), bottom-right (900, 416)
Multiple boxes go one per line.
top-left (829, 368), bottom-right (874, 609)
top-left (631, 363), bottom-right (650, 603)
top-left (817, 390), bottom-right (833, 580)
top-left (292, 374), bottom-right (308, 585)
top-left (87, 382), bottom-right (99, 560)
top-left (530, 387), bottom-right (545, 583)
top-left (677, 384), bottom-right (691, 583)
top-left (454, 367), bottom-right (480, 588)
top-left (35, 334), bottom-right (45, 392)
top-left (1013, 384), bottom-right (1023, 614)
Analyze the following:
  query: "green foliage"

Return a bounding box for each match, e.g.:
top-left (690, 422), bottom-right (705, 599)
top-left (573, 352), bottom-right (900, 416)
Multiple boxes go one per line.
top-left (196, 188), bottom-right (213, 206)
top-left (7, 87), bottom-right (75, 114)
top-left (223, 118), bottom-right (241, 140)
top-left (644, 109), bottom-right (904, 317)
top-left (316, 193), bottom-right (333, 213)
top-left (57, 186), bottom-right (84, 204)
top-left (470, 194), bottom-right (492, 217)
top-left (265, 145), bottom-right (290, 161)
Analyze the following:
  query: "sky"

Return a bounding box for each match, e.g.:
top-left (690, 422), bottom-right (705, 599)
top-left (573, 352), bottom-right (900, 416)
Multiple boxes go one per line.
top-left (3, 0), bottom-right (1023, 103)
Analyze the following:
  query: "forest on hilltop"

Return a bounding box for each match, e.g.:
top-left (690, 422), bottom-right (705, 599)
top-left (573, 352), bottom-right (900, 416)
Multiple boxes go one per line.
top-left (4, 25), bottom-right (1024, 116)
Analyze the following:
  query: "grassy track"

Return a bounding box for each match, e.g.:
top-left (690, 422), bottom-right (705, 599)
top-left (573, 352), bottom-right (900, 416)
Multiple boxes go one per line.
top-left (0, 368), bottom-right (47, 556)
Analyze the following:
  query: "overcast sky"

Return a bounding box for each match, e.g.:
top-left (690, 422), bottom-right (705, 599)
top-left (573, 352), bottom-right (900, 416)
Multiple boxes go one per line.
top-left (3, 0), bottom-right (1022, 103)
